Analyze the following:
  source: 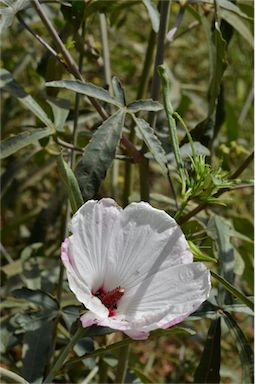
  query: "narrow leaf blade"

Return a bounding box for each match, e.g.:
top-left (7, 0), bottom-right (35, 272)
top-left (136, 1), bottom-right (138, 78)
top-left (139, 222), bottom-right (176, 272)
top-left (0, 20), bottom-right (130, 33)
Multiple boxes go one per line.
top-left (194, 318), bottom-right (221, 383)
top-left (220, 9), bottom-right (253, 48)
top-left (223, 311), bottom-right (254, 384)
top-left (127, 99), bottom-right (163, 113)
top-left (142, 0), bottom-right (160, 32)
top-left (46, 80), bottom-right (122, 107)
top-left (0, 69), bottom-right (54, 129)
top-left (134, 117), bottom-right (167, 175)
top-left (0, 128), bottom-right (52, 159)
top-left (57, 154), bottom-right (84, 213)
top-left (211, 271), bottom-right (254, 311)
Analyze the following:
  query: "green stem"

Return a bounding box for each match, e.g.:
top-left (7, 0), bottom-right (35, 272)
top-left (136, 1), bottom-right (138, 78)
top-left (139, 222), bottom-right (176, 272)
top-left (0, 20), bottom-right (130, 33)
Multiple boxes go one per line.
top-left (139, 0), bottom-right (171, 202)
top-left (0, 368), bottom-right (29, 384)
top-left (43, 326), bottom-right (86, 383)
top-left (115, 344), bottom-right (131, 384)
top-left (173, 112), bottom-right (196, 159)
top-left (123, 29), bottom-right (156, 206)
top-left (99, 13), bottom-right (119, 200)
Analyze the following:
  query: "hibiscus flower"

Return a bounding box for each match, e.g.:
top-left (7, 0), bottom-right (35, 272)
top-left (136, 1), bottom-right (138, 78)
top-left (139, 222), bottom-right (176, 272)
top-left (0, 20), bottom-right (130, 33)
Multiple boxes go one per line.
top-left (61, 198), bottom-right (210, 340)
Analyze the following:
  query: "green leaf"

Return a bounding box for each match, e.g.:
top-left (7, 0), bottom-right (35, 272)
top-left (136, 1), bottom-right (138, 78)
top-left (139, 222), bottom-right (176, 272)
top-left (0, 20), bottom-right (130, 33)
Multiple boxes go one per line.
top-left (211, 271), bottom-right (254, 311)
top-left (127, 99), bottom-right (163, 113)
top-left (66, 326), bottom-right (194, 367)
top-left (220, 9), bottom-right (253, 48)
top-left (0, 128), bottom-right (52, 159)
top-left (133, 116), bottom-right (167, 175)
top-left (194, 318), bottom-right (221, 383)
top-left (207, 215), bottom-right (234, 304)
top-left (179, 142), bottom-right (210, 159)
top-left (22, 321), bottom-right (54, 384)
top-left (223, 311), bottom-right (254, 384)
top-left (188, 241), bottom-right (217, 263)
top-left (47, 97), bottom-right (70, 132)
top-left (132, 368), bottom-right (154, 383)
top-left (57, 154), bottom-right (84, 213)
top-left (208, 25), bottom-right (227, 116)
top-left (196, 0), bottom-right (253, 20)
top-left (221, 303), bottom-right (254, 316)
top-left (112, 76), bottom-right (125, 106)
top-left (46, 80), bottom-right (122, 107)
top-left (75, 109), bottom-right (125, 201)
top-left (0, 69), bottom-right (55, 129)
top-left (11, 288), bottom-right (59, 311)
top-left (142, 0), bottom-right (160, 32)
top-left (157, 65), bottom-right (186, 181)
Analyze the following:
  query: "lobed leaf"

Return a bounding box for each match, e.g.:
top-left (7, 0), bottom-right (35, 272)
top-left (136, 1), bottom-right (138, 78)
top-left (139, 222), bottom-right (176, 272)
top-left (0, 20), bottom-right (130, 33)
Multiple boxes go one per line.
top-left (75, 109), bottom-right (125, 201)
top-left (46, 79), bottom-right (122, 107)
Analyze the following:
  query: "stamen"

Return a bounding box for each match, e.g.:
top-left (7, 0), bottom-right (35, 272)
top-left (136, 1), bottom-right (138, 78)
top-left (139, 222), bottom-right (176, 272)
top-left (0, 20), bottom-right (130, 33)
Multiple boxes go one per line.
top-left (94, 286), bottom-right (124, 317)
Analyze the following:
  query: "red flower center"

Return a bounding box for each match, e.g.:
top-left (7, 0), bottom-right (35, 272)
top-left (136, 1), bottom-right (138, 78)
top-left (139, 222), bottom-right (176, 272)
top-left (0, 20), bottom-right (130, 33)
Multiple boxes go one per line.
top-left (94, 286), bottom-right (124, 317)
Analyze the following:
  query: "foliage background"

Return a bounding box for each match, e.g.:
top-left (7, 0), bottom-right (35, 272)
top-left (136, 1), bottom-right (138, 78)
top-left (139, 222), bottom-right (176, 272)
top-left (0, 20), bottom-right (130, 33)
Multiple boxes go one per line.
top-left (0, 0), bottom-right (254, 383)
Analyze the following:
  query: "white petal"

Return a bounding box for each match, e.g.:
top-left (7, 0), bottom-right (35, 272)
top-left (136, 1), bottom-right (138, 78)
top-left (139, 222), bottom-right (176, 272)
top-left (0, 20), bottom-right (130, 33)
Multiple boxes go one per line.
top-left (61, 239), bottom-right (108, 317)
top-left (113, 202), bottom-right (193, 290)
top-left (124, 330), bottom-right (149, 340)
top-left (118, 262), bottom-right (210, 328)
top-left (80, 311), bottom-right (98, 328)
top-left (69, 198), bottom-right (122, 292)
